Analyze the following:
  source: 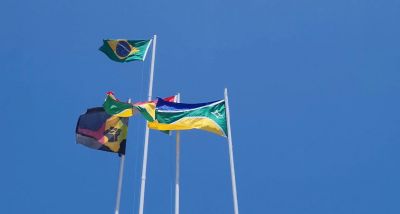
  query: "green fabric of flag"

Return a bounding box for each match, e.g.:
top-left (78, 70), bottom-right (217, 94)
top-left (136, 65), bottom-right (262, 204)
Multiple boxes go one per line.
top-left (103, 93), bottom-right (134, 117)
top-left (148, 98), bottom-right (228, 137)
top-left (99, 39), bottom-right (151, 62)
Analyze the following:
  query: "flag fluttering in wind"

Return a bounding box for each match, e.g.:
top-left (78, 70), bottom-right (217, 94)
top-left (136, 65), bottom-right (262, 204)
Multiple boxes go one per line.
top-left (148, 98), bottom-right (228, 137)
top-left (76, 107), bottom-right (129, 154)
top-left (133, 96), bottom-right (176, 122)
top-left (103, 92), bottom-right (134, 117)
top-left (99, 39), bottom-right (151, 62)
top-left (102, 92), bottom-right (176, 120)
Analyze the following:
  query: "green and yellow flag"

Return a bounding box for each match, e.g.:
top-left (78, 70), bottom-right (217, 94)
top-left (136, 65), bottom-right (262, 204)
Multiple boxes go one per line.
top-left (103, 92), bottom-right (134, 117)
top-left (148, 98), bottom-right (228, 137)
top-left (133, 96), bottom-right (176, 122)
top-left (99, 39), bottom-right (151, 62)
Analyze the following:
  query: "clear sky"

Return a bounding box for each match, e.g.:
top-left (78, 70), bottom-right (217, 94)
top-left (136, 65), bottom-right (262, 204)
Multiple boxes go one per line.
top-left (1, 0), bottom-right (400, 213)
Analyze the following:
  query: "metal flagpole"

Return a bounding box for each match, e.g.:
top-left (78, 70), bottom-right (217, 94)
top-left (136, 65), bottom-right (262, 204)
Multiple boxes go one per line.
top-left (115, 154), bottom-right (126, 214)
top-left (175, 93), bottom-right (181, 214)
top-left (138, 35), bottom-right (157, 214)
top-left (115, 98), bottom-right (131, 214)
top-left (224, 88), bottom-right (239, 214)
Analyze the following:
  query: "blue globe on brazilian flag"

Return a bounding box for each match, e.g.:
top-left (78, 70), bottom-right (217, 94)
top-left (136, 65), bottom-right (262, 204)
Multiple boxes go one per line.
top-left (99, 39), bottom-right (152, 62)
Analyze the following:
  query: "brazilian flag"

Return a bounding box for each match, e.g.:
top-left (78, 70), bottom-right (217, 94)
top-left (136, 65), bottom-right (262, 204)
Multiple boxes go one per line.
top-left (99, 39), bottom-right (152, 62)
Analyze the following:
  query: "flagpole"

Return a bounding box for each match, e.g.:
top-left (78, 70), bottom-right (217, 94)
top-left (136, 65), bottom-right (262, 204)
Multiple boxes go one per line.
top-left (115, 154), bottom-right (125, 214)
top-left (224, 88), bottom-right (239, 214)
top-left (139, 35), bottom-right (157, 214)
top-left (175, 93), bottom-right (181, 214)
top-left (115, 98), bottom-right (131, 214)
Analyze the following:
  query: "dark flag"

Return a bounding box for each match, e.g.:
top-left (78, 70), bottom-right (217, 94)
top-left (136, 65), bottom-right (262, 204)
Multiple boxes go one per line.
top-left (76, 107), bottom-right (129, 154)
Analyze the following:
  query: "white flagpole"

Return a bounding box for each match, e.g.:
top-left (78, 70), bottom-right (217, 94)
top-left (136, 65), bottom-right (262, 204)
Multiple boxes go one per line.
top-left (175, 93), bottom-right (181, 214)
top-left (138, 35), bottom-right (157, 214)
top-left (224, 88), bottom-right (239, 214)
top-left (115, 154), bottom-right (126, 214)
top-left (115, 98), bottom-right (131, 214)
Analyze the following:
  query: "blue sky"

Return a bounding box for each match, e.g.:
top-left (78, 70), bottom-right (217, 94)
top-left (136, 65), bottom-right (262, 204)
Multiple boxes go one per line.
top-left (1, 0), bottom-right (400, 213)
